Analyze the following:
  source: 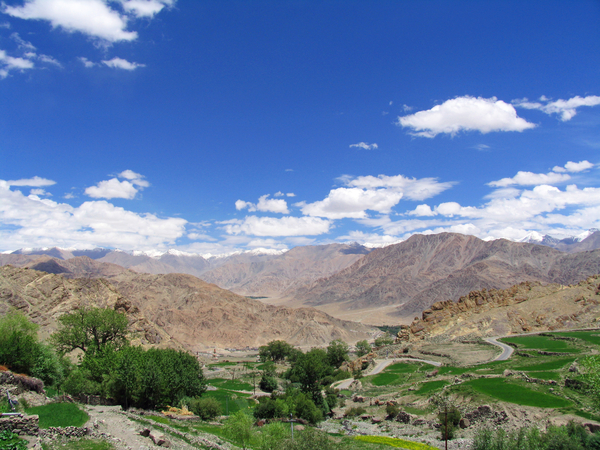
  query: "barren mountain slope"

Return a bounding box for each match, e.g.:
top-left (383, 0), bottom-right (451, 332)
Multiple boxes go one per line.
top-left (401, 275), bottom-right (600, 341)
top-left (0, 265), bottom-right (374, 351)
top-left (200, 243), bottom-right (369, 298)
top-left (108, 270), bottom-right (374, 350)
top-left (293, 233), bottom-right (600, 322)
top-left (0, 265), bottom-right (171, 347)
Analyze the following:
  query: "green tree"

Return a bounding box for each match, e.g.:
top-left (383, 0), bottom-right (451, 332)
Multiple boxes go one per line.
top-left (374, 332), bottom-right (394, 347)
top-left (580, 355), bottom-right (600, 407)
top-left (259, 340), bottom-right (294, 362)
top-left (51, 307), bottom-right (129, 356)
top-left (256, 421), bottom-right (290, 450)
top-left (223, 411), bottom-right (255, 449)
top-left (326, 340), bottom-right (349, 368)
top-left (355, 340), bottom-right (371, 357)
top-left (0, 310), bottom-right (40, 374)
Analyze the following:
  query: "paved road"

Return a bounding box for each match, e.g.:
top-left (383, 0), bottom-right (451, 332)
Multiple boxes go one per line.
top-left (333, 357), bottom-right (442, 390)
top-left (483, 336), bottom-right (514, 361)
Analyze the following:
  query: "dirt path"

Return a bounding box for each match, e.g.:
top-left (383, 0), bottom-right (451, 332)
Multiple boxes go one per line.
top-left (83, 405), bottom-right (198, 450)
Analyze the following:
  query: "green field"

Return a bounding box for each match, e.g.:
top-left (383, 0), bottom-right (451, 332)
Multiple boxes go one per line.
top-left (414, 380), bottom-right (448, 395)
top-left (527, 371), bottom-right (560, 381)
top-left (370, 362), bottom-right (426, 386)
top-left (26, 403), bottom-right (89, 428)
top-left (514, 358), bottom-right (575, 371)
top-left (208, 377), bottom-right (253, 391)
top-left (203, 390), bottom-right (252, 414)
top-left (464, 378), bottom-right (571, 408)
top-left (552, 331), bottom-right (600, 346)
top-left (499, 335), bottom-right (579, 353)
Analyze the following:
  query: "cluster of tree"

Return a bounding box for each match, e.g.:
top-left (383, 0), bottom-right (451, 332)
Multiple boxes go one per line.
top-left (472, 422), bottom-right (600, 450)
top-left (0, 308), bottom-right (206, 410)
top-left (253, 340), bottom-right (351, 423)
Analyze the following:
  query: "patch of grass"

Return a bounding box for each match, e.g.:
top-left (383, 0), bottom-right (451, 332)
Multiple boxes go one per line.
top-left (464, 378), bottom-right (571, 408)
top-left (146, 414), bottom-right (171, 425)
top-left (26, 402), bottom-right (89, 428)
top-left (355, 435), bottom-right (438, 450)
top-left (386, 363), bottom-right (422, 373)
top-left (202, 390), bottom-right (252, 415)
top-left (573, 410), bottom-right (600, 422)
top-left (514, 358), bottom-right (575, 371)
top-left (371, 372), bottom-right (401, 386)
top-left (414, 380), bottom-right (448, 395)
top-left (552, 331), bottom-right (600, 346)
top-left (403, 406), bottom-right (428, 416)
top-left (207, 362), bottom-right (238, 367)
top-left (500, 336), bottom-right (580, 353)
top-left (527, 371), bottom-right (560, 381)
top-left (41, 439), bottom-right (115, 450)
top-left (208, 377), bottom-right (253, 391)
top-left (438, 366), bottom-right (473, 375)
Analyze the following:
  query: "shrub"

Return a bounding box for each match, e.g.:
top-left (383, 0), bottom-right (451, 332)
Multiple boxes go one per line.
top-left (0, 430), bottom-right (27, 450)
top-left (260, 375), bottom-right (278, 393)
top-left (344, 406), bottom-right (366, 417)
top-left (386, 403), bottom-right (400, 418)
top-left (186, 396), bottom-right (222, 420)
top-left (437, 407), bottom-right (461, 440)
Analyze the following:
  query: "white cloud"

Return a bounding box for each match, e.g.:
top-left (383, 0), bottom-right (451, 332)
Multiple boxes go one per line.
top-left (84, 170), bottom-right (149, 199)
top-left (7, 176), bottom-right (56, 187)
top-left (345, 174), bottom-right (455, 201)
top-left (235, 194), bottom-right (289, 214)
top-left (514, 95), bottom-right (600, 121)
top-left (562, 160), bottom-right (594, 173)
top-left (0, 180), bottom-right (186, 251)
top-left (102, 57), bottom-right (145, 70)
top-left (30, 188), bottom-right (51, 196)
top-left (0, 49), bottom-right (35, 77)
top-left (408, 204), bottom-right (435, 216)
top-left (338, 230), bottom-right (402, 248)
top-left (350, 142), bottom-right (378, 150)
top-left (473, 144), bottom-right (490, 151)
top-left (397, 96), bottom-right (536, 138)
top-left (299, 188), bottom-right (403, 220)
top-left (488, 171), bottom-right (571, 188)
top-left (10, 32), bottom-right (36, 50)
top-left (4, 0), bottom-right (138, 43)
top-left (120, 0), bottom-right (174, 18)
top-left (79, 57), bottom-right (96, 67)
top-left (223, 216), bottom-right (331, 237)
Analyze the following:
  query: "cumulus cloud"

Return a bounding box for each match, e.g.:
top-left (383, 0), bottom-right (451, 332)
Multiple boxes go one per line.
top-left (7, 176), bottom-right (55, 187)
top-left (102, 57), bottom-right (145, 70)
top-left (0, 180), bottom-right (186, 251)
top-left (350, 142), bottom-right (378, 150)
top-left (4, 0), bottom-right (138, 43)
top-left (298, 188), bottom-right (403, 219)
top-left (235, 195), bottom-right (289, 214)
top-left (84, 170), bottom-right (149, 199)
top-left (488, 171), bottom-right (571, 188)
top-left (0, 49), bottom-right (34, 78)
top-left (553, 160), bottom-right (595, 173)
top-left (513, 95), bottom-right (600, 121)
top-left (223, 216), bottom-right (331, 237)
top-left (345, 174), bottom-right (456, 201)
top-left (397, 96), bottom-right (536, 138)
top-left (120, 0), bottom-right (174, 18)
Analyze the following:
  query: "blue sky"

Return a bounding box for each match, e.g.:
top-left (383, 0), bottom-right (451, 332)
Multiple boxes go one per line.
top-left (1, 0), bottom-right (600, 255)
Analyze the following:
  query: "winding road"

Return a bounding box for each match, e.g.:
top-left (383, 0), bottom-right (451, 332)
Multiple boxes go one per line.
top-left (483, 336), bottom-right (514, 361)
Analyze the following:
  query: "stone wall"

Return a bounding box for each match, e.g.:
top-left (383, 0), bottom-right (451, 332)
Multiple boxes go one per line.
top-left (0, 414), bottom-right (39, 436)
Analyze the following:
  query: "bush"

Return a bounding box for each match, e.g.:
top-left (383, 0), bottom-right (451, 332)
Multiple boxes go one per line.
top-left (260, 375), bottom-right (278, 393)
top-left (344, 406), bottom-right (366, 417)
top-left (437, 407), bottom-right (461, 440)
top-left (0, 430), bottom-right (27, 450)
top-left (186, 396), bottom-right (222, 420)
top-left (386, 403), bottom-right (400, 418)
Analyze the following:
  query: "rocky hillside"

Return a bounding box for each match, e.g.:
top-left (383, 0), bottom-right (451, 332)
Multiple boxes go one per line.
top-left (292, 233), bottom-right (600, 322)
top-left (0, 265), bottom-right (375, 351)
top-left (400, 275), bottom-right (600, 341)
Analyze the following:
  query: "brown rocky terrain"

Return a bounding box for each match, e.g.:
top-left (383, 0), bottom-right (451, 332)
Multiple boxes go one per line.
top-left (0, 265), bottom-right (375, 351)
top-left (400, 275), bottom-right (600, 341)
top-left (290, 233), bottom-right (600, 323)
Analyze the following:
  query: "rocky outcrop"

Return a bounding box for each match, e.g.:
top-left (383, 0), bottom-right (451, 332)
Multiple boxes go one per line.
top-left (400, 275), bottom-right (600, 341)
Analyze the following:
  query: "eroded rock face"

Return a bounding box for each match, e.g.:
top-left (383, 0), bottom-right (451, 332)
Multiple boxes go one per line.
top-left (399, 275), bottom-right (600, 341)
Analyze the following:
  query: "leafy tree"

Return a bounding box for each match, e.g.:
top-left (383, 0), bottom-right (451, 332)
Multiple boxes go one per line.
top-left (0, 310), bottom-right (41, 374)
top-left (259, 340), bottom-right (294, 362)
top-left (256, 421), bottom-right (290, 450)
top-left (51, 307), bottom-right (129, 356)
top-left (580, 355), bottom-right (600, 406)
top-left (326, 340), bottom-right (349, 368)
top-left (186, 396), bottom-right (222, 420)
top-left (374, 332), bottom-right (394, 347)
top-left (260, 375), bottom-right (278, 393)
top-left (223, 411), bottom-right (255, 449)
top-left (355, 340), bottom-right (371, 357)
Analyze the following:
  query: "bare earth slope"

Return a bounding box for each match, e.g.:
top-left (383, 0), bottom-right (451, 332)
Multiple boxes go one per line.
top-left (293, 233), bottom-right (600, 323)
top-left (200, 243), bottom-right (369, 299)
top-left (0, 265), bottom-right (374, 350)
top-left (401, 275), bottom-right (600, 341)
